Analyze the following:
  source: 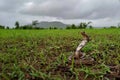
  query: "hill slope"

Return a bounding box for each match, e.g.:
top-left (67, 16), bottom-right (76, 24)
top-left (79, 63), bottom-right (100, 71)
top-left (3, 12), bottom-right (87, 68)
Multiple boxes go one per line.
top-left (35, 21), bottom-right (67, 28)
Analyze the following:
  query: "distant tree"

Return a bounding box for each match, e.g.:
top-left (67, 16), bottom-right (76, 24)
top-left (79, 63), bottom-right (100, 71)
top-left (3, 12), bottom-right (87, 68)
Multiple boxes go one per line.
top-left (34, 27), bottom-right (39, 29)
top-left (89, 25), bottom-right (93, 29)
top-left (78, 23), bottom-right (82, 29)
top-left (53, 27), bottom-right (57, 29)
top-left (0, 25), bottom-right (5, 29)
top-left (71, 24), bottom-right (77, 29)
top-left (78, 21), bottom-right (92, 29)
top-left (78, 22), bottom-right (86, 29)
top-left (49, 27), bottom-right (53, 29)
top-left (33, 27), bottom-right (44, 29)
top-left (32, 20), bottom-right (39, 27)
top-left (66, 24), bottom-right (77, 29)
top-left (66, 25), bottom-right (71, 29)
top-left (103, 27), bottom-right (107, 29)
top-left (48, 27), bottom-right (57, 29)
top-left (6, 26), bottom-right (9, 29)
top-left (110, 26), bottom-right (117, 28)
top-left (15, 21), bottom-right (20, 29)
top-left (20, 25), bottom-right (33, 29)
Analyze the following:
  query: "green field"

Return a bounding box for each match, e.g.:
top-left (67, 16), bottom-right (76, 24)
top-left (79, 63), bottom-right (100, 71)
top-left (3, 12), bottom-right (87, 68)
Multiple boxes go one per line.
top-left (0, 29), bottom-right (120, 80)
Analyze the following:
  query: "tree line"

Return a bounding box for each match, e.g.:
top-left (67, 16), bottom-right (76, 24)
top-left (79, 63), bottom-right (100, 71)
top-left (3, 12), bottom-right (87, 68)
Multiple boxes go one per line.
top-left (0, 21), bottom-right (120, 29)
top-left (66, 22), bottom-right (93, 29)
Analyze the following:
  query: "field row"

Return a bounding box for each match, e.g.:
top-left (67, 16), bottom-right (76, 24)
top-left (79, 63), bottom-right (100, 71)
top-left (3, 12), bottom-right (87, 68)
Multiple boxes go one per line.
top-left (0, 29), bottom-right (120, 80)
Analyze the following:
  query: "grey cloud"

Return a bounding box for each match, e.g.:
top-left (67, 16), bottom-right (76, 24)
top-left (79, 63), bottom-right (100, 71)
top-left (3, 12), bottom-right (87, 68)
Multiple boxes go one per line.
top-left (0, 0), bottom-right (120, 27)
top-left (0, 0), bottom-right (24, 12)
top-left (20, 0), bottom-right (120, 19)
top-left (20, 0), bottom-right (78, 18)
top-left (0, 0), bottom-right (44, 12)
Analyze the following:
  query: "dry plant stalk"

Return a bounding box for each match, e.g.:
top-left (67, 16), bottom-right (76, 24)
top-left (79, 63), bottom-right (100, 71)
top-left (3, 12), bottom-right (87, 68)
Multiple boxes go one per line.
top-left (69, 31), bottom-right (90, 60)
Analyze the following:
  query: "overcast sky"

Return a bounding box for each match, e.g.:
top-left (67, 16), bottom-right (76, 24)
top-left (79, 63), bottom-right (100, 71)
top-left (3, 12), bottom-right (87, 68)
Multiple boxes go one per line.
top-left (0, 0), bottom-right (120, 27)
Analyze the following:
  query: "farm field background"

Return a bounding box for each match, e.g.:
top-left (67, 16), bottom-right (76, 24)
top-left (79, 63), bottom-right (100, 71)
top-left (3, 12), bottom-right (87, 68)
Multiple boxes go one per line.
top-left (0, 29), bottom-right (120, 80)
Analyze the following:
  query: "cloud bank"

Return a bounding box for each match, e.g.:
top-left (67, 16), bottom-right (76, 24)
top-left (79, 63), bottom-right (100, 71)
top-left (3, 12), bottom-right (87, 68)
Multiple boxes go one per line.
top-left (0, 0), bottom-right (120, 27)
